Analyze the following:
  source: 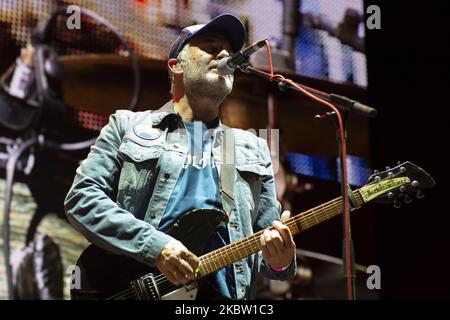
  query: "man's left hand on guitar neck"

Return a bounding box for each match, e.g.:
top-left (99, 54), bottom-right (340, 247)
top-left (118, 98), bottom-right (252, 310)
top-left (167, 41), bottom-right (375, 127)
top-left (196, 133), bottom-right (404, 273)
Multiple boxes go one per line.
top-left (260, 211), bottom-right (296, 271)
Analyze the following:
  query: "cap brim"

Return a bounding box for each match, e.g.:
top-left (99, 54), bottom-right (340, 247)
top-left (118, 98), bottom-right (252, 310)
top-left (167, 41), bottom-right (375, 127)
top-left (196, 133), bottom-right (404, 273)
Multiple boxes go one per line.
top-left (187, 14), bottom-right (246, 54)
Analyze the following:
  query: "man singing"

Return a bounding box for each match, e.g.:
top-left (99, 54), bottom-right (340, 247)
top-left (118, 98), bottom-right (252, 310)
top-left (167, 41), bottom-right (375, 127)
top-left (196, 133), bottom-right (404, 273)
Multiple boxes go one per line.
top-left (65, 13), bottom-right (296, 300)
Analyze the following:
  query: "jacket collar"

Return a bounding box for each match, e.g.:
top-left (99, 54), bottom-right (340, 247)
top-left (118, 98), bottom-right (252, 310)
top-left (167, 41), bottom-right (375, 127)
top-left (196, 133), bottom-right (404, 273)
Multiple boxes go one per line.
top-left (152, 100), bottom-right (225, 133)
top-left (151, 100), bottom-right (178, 125)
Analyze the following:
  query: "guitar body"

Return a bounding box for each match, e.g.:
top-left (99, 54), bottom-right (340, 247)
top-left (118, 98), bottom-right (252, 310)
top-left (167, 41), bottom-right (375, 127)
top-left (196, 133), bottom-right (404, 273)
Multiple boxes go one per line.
top-left (71, 208), bottom-right (226, 300)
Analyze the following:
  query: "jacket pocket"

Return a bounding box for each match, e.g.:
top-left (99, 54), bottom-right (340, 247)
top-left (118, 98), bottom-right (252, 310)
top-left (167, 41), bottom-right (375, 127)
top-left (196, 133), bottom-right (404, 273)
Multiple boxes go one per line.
top-left (235, 162), bottom-right (269, 222)
top-left (236, 163), bottom-right (269, 177)
top-left (117, 139), bottom-right (163, 214)
top-left (119, 137), bottom-right (164, 162)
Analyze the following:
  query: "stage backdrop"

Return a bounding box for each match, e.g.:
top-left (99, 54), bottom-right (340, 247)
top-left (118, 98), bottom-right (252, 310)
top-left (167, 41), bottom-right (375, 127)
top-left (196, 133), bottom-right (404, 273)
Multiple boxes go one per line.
top-left (0, 0), bottom-right (372, 300)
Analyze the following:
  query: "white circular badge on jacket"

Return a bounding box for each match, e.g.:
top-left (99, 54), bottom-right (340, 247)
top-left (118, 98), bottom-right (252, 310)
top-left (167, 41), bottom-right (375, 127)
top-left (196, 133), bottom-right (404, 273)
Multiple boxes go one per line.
top-left (133, 124), bottom-right (161, 140)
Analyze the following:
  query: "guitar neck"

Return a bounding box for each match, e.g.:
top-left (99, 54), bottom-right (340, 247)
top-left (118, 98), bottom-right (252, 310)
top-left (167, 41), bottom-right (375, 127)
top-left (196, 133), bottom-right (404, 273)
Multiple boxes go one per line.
top-left (197, 189), bottom-right (365, 277)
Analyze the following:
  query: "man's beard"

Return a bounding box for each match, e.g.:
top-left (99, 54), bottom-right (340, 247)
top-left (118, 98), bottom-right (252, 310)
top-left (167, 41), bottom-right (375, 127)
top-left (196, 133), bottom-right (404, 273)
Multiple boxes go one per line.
top-left (183, 60), bottom-right (234, 102)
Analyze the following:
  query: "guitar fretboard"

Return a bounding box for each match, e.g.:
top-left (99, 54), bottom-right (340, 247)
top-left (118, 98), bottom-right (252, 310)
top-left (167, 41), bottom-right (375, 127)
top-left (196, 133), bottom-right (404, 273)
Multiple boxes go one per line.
top-left (197, 189), bottom-right (364, 277)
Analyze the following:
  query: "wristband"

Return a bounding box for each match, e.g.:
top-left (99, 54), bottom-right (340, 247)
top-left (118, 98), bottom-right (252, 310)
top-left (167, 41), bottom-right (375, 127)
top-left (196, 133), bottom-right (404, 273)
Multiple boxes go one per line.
top-left (269, 264), bottom-right (288, 273)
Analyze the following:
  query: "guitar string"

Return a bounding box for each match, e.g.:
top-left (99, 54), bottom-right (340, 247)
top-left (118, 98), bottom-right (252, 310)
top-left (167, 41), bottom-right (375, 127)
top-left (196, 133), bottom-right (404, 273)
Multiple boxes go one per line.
top-left (118, 293), bottom-right (139, 300)
top-left (152, 193), bottom-right (354, 286)
top-left (135, 209), bottom-right (338, 297)
top-left (154, 199), bottom-right (340, 282)
top-left (196, 171), bottom-right (403, 276)
top-left (149, 194), bottom-right (353, 291)
top-left (141, 177), bottom-right (401, 297)
top-left (206, 198), bottom-right (342, 260)
top-left (111, 172), bottom-right (405, 299)
top-left (114, 292), bottom-right (136, 300)
top-left (177, 192), bottom-right (354, 274)
top-left (108, 288), bottom-right (135, 300)
top-left (198, 197), bottom-right (346, 272)
top-left (204, 186), bottom-right (381, 273)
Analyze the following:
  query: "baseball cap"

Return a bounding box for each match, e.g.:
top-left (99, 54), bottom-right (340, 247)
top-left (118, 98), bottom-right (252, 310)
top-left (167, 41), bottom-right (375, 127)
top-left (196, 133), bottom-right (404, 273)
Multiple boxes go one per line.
top-left (168, 13), bottom-right (247, 59)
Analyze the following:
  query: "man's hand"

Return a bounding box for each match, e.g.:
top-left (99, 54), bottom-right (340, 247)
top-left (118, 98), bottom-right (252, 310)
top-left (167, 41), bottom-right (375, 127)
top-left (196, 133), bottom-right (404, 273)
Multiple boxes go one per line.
top-left (155, 239), bottom-right (199, 285)
top-left (260, 210), bottom-right (296, 270)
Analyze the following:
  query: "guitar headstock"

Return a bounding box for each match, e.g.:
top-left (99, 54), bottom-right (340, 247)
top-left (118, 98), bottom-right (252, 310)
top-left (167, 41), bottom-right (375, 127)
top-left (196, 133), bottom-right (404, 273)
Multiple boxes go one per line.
top-left (360, 162), bottom-right (435, 208)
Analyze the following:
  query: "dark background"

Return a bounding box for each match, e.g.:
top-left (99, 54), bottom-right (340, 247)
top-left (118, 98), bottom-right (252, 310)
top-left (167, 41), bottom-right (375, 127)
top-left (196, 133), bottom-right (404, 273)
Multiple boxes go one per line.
top-left (365, 0), bottom-right (450, 298)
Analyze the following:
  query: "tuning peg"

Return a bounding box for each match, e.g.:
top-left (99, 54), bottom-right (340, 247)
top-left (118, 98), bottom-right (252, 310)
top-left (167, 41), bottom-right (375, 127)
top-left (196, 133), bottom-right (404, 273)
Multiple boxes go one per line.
top-left (404, 195), bottom-right (413, 203)
top-left (394, 200), bottom-right (402, 208)
top-left (385, 166), bottom-right (391, 171)
top-left (388, 171), bottom-right (394, 177)
top-left (397, 161), bottom-right (402, 166)
top-left (412, 181), bottom-right (420, 189)
top-left (387, 192), bottom-right (395, 199)
top-left (416, 191), bottom-right (425, 199)
top-left (373, 170), bottom-right (380, 174)
top-left (400, 166), bottom-right (407, 173)
top-left (399, 186), bottom-right (407, 193)
top-left (374, 176), bottom-right (381, 182)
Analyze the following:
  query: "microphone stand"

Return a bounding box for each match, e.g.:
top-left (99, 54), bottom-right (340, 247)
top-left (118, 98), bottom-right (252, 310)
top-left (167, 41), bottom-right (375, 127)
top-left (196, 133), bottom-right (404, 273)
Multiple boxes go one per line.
top-left (239, 62), bottom-right (377, 299)
top-left (238, 63), bottom-right (377, 118)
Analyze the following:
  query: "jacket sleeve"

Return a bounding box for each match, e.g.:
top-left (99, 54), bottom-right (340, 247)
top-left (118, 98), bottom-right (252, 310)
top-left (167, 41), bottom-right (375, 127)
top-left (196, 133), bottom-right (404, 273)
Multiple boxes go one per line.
top-left (253, 137), bottom-right (297, 281)
top-left (64, 111), bottom-right (172, 267)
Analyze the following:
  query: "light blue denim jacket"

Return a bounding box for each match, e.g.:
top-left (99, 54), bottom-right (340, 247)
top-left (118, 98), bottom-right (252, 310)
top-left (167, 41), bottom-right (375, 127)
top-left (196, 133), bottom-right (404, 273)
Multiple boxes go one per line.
top-left (64, 101), bottom-right (296, 299)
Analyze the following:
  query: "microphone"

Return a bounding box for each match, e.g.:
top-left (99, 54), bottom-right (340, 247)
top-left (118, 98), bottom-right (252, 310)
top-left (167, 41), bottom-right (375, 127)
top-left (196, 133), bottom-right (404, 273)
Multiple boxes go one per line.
top-left (329, 94), bottom-right (378, 118)
top-left (217, 39), bottom-right (266, 75)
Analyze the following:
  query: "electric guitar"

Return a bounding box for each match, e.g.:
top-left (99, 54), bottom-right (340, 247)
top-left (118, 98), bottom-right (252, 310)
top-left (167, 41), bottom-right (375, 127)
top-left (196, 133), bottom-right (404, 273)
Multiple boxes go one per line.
top-left (70, 161), bottom-right (435, 300)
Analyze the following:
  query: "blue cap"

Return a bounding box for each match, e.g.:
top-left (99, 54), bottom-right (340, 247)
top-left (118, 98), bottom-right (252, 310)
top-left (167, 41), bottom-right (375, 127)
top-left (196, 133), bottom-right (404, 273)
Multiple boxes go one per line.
top-left (168, 14), bottom-right (246, 59)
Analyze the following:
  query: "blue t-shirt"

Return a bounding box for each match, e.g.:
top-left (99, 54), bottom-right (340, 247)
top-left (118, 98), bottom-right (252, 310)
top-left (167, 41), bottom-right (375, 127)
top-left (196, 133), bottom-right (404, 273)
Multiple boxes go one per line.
top-left (159, 119), bottom-right (236, 299)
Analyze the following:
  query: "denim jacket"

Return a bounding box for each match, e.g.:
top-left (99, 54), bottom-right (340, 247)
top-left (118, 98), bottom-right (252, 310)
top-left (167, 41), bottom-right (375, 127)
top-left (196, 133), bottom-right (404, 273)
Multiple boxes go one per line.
top-left (64, 101), bottom-right (296, 299)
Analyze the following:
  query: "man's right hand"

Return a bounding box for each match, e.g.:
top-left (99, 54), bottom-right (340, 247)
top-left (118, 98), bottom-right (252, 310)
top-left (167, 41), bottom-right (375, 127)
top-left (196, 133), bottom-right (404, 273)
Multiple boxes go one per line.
top-left (155, 239), bottom-right (199, 285)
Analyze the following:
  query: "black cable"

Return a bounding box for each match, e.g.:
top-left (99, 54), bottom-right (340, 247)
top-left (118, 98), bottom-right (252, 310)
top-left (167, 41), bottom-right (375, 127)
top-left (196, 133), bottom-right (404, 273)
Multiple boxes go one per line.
top-left (32, 6), bottom-right (142, 150)
top-left (2, 6), bottom-right (142, 300)
top-left (32, 6), bottom-right (141, 111)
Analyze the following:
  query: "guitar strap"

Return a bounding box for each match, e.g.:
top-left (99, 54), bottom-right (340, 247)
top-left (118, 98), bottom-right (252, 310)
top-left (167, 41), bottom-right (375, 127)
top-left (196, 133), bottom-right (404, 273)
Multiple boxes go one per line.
top-left (220, 126), bottom-right (236, 217)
